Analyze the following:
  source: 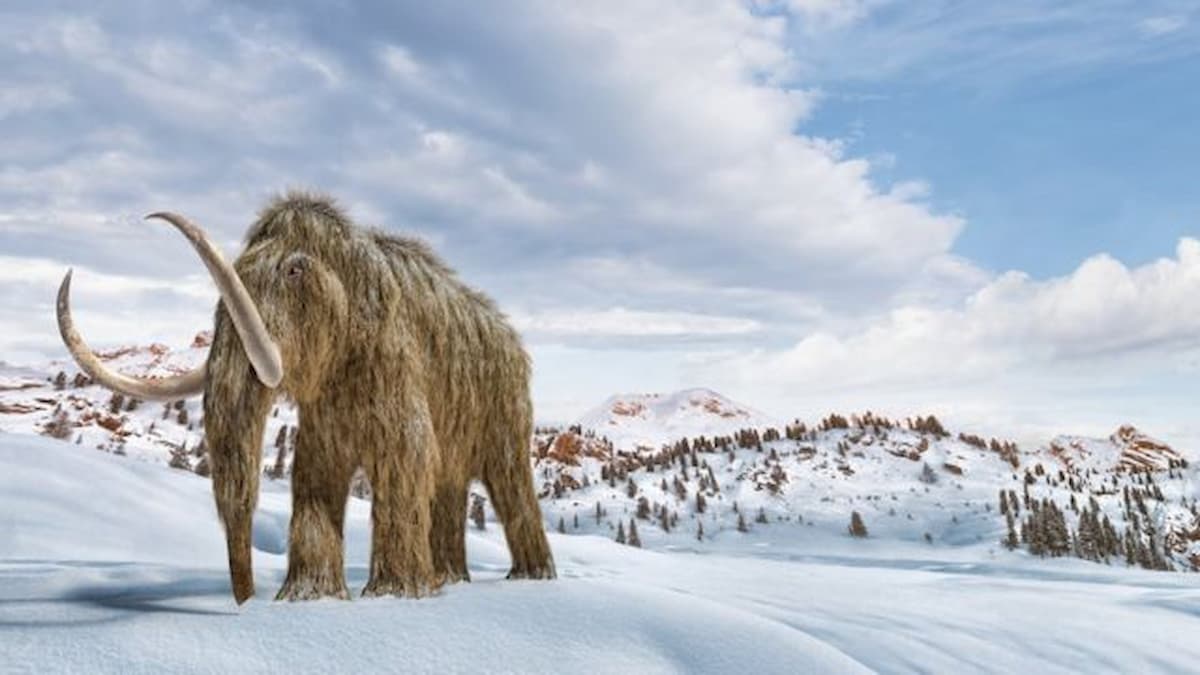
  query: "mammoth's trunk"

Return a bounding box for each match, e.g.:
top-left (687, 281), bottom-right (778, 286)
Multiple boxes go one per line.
top-left (204, 307), bottom-right (274, 604)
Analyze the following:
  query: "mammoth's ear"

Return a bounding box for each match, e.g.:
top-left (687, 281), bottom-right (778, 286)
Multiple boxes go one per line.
top-left (280, 252), bottom-right (311, 284)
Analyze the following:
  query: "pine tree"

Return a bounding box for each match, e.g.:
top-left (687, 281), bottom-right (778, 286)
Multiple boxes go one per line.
top-left (696, 492), bottom-right (707, 514)
top-left (919, 462), bottom-right (938, 484)
top-left (1026, 515), bottom-right (1043, 556)
top-left (737, 512), bottom-right (749, 533)
top-left (696, 521), bottom-right (704, 541)
top-left (41, 407), bottom-right (73, 440)
top-left (848, 511), bottom-right (868, 538)
top-left (674, 476), bottom-right (688, 501)
top-left (470, 495), bottom-right (487, 530)
top-left (168, 442), bottom-right (191, 471)
top-left (628, 519), bottom-right (642, 548)
top-left (557, 517), bottom-right (566, 534)
top-left (1004, 511), bottom-right (1019, 550)
top-left (756, 507), bottom-right (768, 524)
top-left (616, 521), bottom-right (626, 545)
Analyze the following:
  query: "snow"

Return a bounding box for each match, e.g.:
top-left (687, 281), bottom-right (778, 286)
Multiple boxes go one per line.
top-left (6, 433), bottom-right (1200, 674)
top-left (576, 388), bottom-right (779, 450)
top-left (7, 344), bottom-right (1200, 671)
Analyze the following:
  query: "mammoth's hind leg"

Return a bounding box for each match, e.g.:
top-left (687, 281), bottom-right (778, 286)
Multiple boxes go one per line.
top-left (429, 481), bottom-right (470, 583)
top-left (276, 430), bottom-right (353, 601)
top-left (483, 428), bottom-right (556, 580)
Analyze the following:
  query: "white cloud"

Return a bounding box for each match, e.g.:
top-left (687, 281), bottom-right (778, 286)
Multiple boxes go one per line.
top-left (1139, 15), bottom-right (1188, 36)
top-left (782, 0), bottom-right (879, 30)
top-left (511, 307), bottom-right (761, 338)
top-left (0, 255), bottom-right (218, 364)
top-left (701, 238), bottom-right (1200, 386)
top-left (1, 1), bottom-right (1195, 445)
top-left (0, 83), bottom-right (71, 120)
top-left (686, 238), bottom-right (1200, 443)
top-left (792, 2), bottom-right (1200, 86)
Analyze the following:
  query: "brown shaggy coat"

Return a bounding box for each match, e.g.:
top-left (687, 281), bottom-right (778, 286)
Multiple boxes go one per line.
top-left (204, 192), bottom-right (554, 602)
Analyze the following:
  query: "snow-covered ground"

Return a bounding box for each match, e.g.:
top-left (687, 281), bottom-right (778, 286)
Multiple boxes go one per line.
top-left (6, 433), bottom-right (1200, 674)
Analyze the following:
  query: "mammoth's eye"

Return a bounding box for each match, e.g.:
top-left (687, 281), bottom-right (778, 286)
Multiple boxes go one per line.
top-left (281, 254), bottom-right (309, 283)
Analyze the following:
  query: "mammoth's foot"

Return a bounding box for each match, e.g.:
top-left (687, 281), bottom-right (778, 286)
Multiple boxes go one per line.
top-left (506, 560), bottom-right (557, 581)
top-left (443, 566), bottom-right (471, 584)
top-left (361, 571), bottom-right (446, 599)
top-left (275, 575), bottom-right (351, 602)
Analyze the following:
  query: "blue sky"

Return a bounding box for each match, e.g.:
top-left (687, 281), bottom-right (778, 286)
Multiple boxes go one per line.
top-left (1, 1), bottom-right (1198, 444)
top-left (795, 0), bottom-right (1200, 277)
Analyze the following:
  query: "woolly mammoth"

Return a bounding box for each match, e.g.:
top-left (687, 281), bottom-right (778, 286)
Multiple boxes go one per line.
top-left (56, 193), bottom-right (556, 603)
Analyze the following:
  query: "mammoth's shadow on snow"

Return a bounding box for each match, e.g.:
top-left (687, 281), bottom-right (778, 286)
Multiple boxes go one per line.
top-left (0, 561), bottom-right (236, 628)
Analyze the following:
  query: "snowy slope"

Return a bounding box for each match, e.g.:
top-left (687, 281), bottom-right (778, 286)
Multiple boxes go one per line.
top-left (576, 388), bottom-right (779, 450)
top-left (6, 434), bottom-right (1200, 673)
top-left (0, 334), bottom-right (298, 471)
top-left (6, 341), bottom-right (1200, 572)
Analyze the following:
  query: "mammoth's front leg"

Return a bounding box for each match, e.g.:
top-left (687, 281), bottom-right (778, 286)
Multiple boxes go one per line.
top-left (362, 407), bottom-right (445, 599)
top-left (276, 423), bottom-right (354, 601)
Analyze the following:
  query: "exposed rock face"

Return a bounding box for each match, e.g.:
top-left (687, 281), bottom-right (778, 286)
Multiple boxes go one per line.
top-left (1049, 425), bottom-right (1184, 474)
top-left (1110, 425), bottom-right (1183, 472)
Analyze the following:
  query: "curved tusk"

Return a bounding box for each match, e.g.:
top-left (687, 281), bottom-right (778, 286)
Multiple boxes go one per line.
top-left (56, 269), bottom-right (207, 400)
top-left (146, 212), bottom-right (283, 388)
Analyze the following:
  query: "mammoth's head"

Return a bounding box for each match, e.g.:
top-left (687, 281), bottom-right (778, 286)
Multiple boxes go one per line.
top-left (57, 204), bottom-right (351, 404)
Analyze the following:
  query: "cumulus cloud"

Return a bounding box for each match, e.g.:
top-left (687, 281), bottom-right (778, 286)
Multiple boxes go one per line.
top-left (1, 1), bottom-right (1195, 444)
top-left (702, 238), bottom-right (1200, 384)
top-left (689, 239), bottom-right (1200, 442)
top-left (0, 0), bottom-right (966, 358)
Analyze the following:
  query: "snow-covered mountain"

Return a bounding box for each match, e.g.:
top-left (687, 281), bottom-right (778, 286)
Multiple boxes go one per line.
top-left (4, 341), bottom-right (1200, 574)
top-left (575, 388), bottom-right (779, 450)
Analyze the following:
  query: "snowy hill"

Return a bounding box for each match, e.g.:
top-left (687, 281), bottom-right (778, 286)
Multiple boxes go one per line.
top-left (7, 433), bottom-right (1200, 673)
top-left (576, 388), bottom-right (779, 450)
top-left (4, 342), bottom-right (1200, 576)
top-left (534, 413), bottom-right (1200, 573)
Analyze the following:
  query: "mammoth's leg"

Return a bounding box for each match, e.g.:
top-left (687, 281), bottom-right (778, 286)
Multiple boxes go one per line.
top-left (362, 400), bottom-right (444, 599)
top-left (429, 480), bottom-right (470, 583)
top-left (276, 424), bottom-right (353, 601)
top-left (484, 408), bottom-right (556, 580)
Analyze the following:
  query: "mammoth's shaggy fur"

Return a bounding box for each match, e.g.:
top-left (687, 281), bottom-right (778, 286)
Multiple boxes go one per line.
top-left (204, 192), bottom-right (555, 601)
